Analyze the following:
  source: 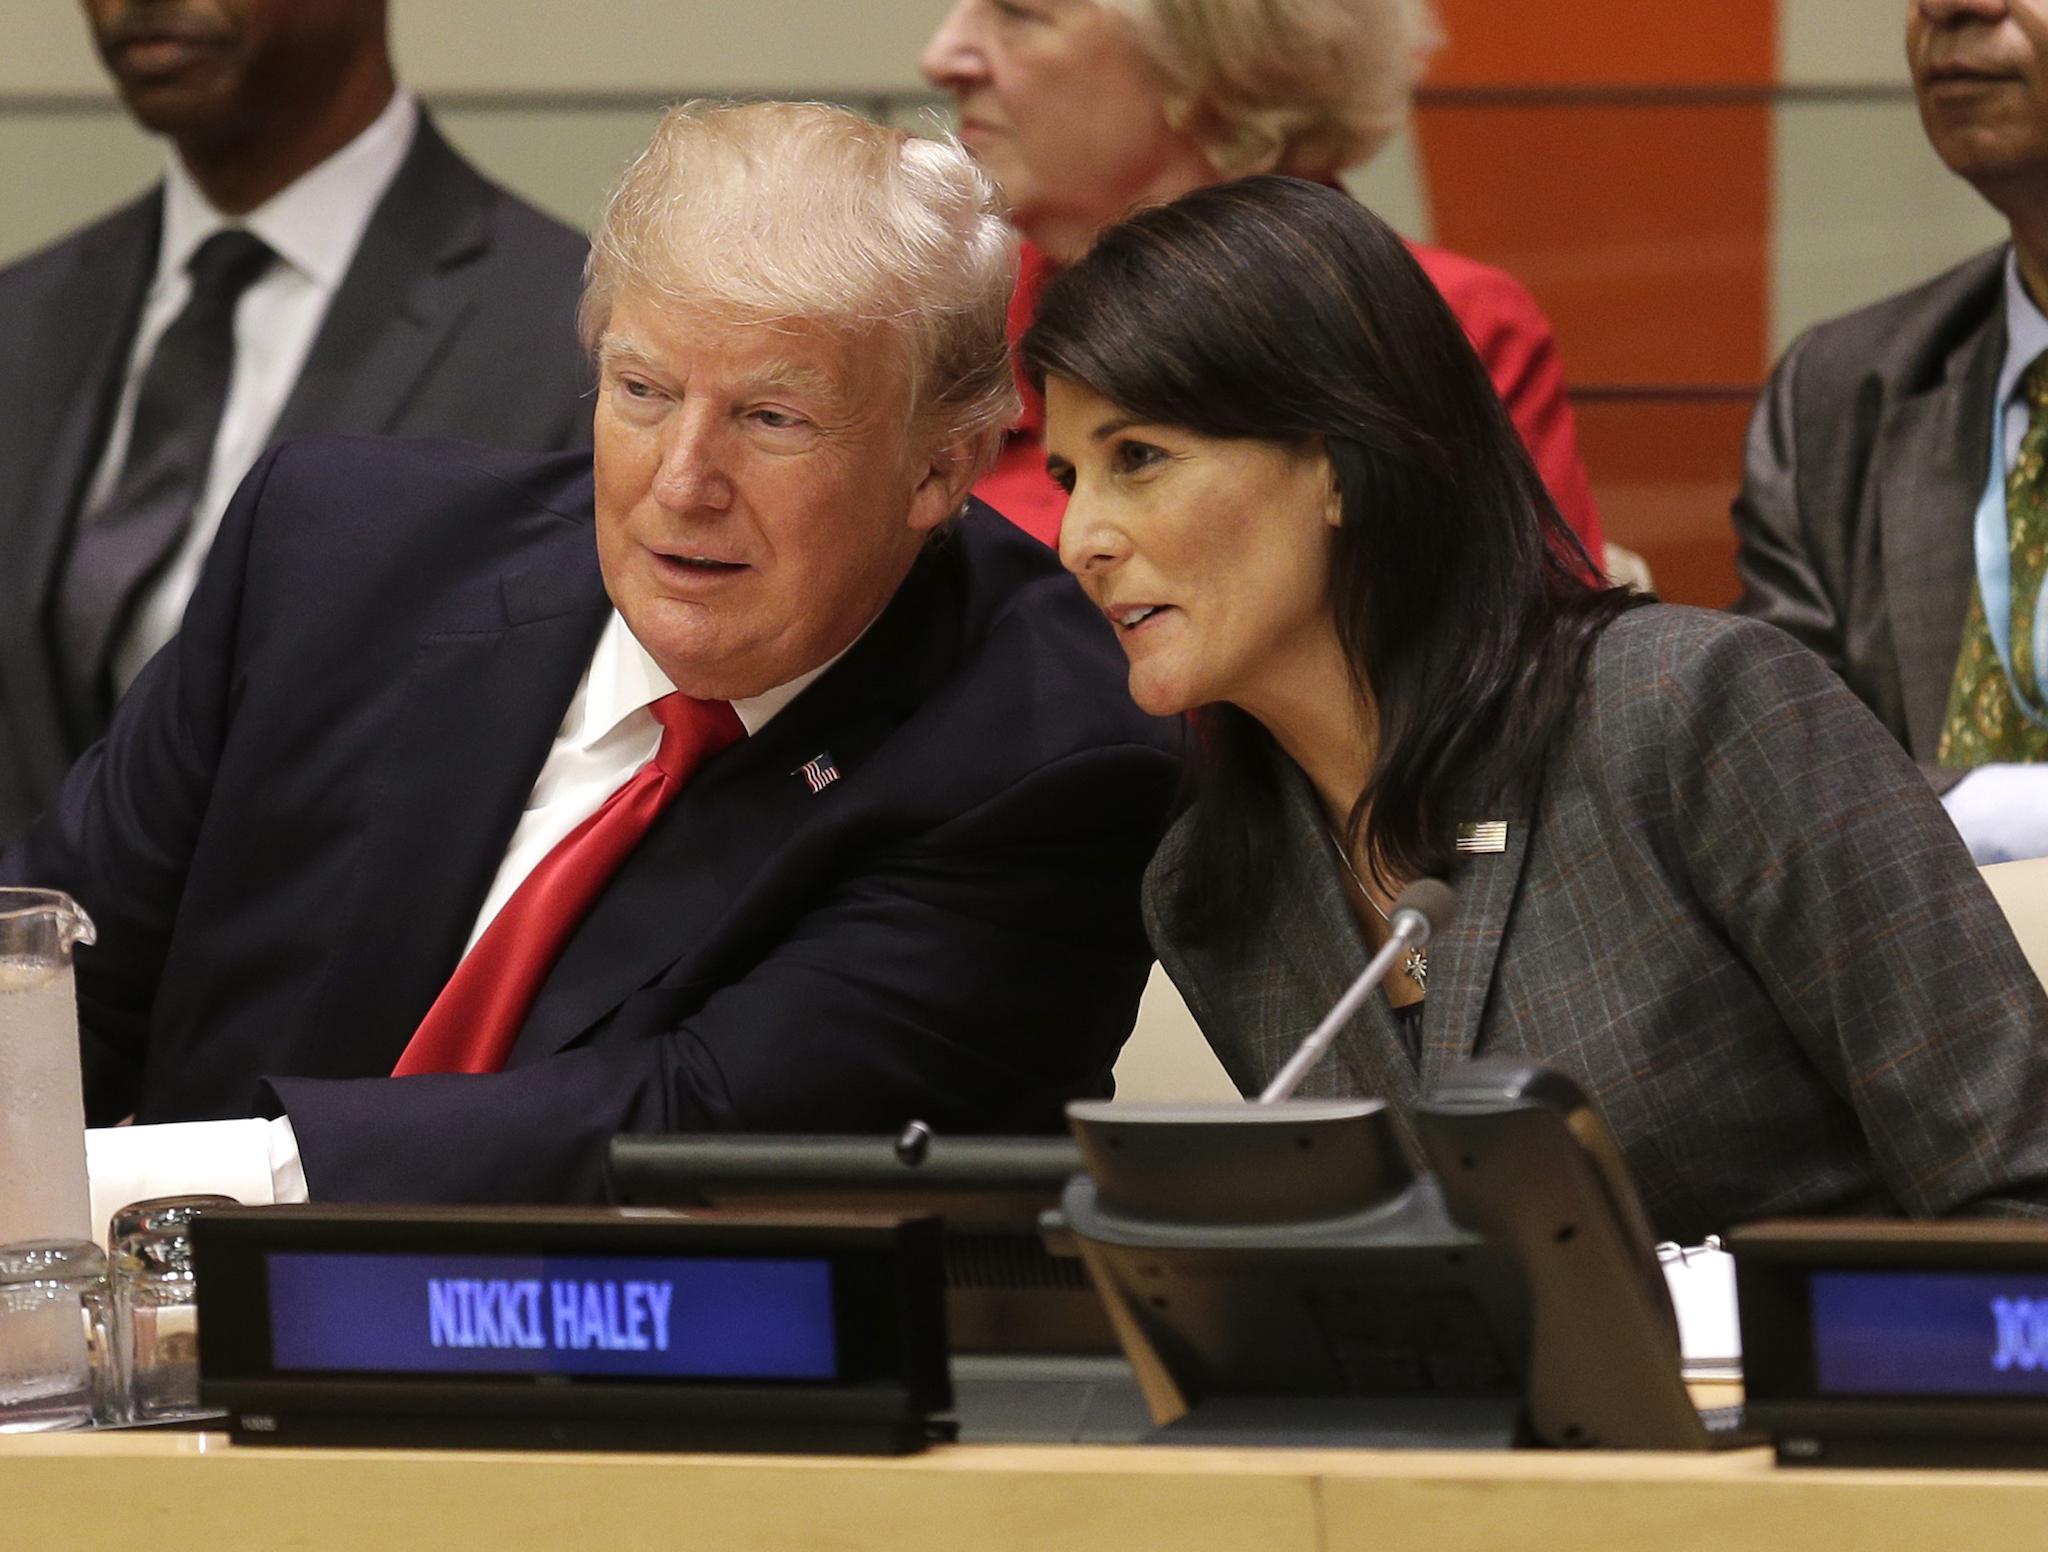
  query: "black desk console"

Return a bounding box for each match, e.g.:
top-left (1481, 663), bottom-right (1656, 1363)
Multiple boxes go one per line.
top-left (193, 1206), bottom-right (949, 1454)
top-left (1736, 1218), bottom-right (2048, 1468)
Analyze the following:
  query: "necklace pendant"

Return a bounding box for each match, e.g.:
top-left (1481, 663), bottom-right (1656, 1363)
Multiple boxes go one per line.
top-left (1404, 948), bottom-right (1429, 991)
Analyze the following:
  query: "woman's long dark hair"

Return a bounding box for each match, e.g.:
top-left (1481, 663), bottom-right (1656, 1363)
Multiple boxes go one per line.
top-left (1022, 175), bottom-right (1646, 948)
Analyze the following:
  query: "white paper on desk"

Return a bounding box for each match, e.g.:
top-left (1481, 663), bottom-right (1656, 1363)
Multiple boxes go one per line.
top-left (84, 1120), bottom-right (274, 1248)
top-left (1661, 1244), bottom-right (1741, 1381)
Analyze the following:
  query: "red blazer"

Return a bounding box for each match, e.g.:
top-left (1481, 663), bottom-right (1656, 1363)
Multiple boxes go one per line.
top-left (980, 239), bottom-right (1605, 557)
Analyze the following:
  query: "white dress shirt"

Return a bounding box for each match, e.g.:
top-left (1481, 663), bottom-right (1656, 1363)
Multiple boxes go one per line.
top-left (463, 612), bottom-right (832, 955)
top-left (90, 89), bottom-right (419, 692)
top-left (1996, 248), bottom-right (2048, 468)
top-left (1939, 250), bottom-right (2048, 865)
top-left (84, 611), bottom-right (843, 1230)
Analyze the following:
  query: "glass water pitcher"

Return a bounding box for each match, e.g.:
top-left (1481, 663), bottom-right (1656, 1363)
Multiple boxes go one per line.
top-left (0, 889), bottom-right (98, 1248)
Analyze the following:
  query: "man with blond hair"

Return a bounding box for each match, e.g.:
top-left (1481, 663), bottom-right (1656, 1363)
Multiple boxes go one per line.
top-left (2, 101), bottom-right (1180, 1209)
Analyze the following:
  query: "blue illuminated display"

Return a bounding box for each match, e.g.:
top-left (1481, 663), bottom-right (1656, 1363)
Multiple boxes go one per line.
top-left (266, 1252), bottom-right (839, 1380)
top-left (1811, 1270), bottom-right (2048, 1397)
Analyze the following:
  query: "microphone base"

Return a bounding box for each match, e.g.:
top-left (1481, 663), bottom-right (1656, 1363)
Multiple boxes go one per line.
top-left (1063, 1098), bottom-right (1413, 1224)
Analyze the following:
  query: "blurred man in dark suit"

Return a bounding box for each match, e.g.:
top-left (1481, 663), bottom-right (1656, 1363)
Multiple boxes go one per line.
top-left (2, 101), bottom-right (1180, 1214)
top-left (1734, 0), bottom-right (2048, 864)
top-left (0, 0), bottom-right (591, 843)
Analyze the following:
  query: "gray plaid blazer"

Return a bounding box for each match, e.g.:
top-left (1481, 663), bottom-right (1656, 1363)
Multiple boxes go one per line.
top-left (1144, 605), bottom-right (2048, 1242)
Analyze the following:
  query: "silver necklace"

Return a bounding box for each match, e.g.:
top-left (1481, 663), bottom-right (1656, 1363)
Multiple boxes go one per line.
top-left (1325, 829), bottom-right (1428, 992)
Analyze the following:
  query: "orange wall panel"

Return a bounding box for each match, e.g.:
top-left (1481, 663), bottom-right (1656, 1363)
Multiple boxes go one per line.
top-left (1416, 104), bottom-right (1772, 386)
top-left (1413, 0), bottom-right (1773, 605)
top-left (1575, 397), bottom-right (1752, 608)
top-left (1428, 0), bottom-right (1776, 87)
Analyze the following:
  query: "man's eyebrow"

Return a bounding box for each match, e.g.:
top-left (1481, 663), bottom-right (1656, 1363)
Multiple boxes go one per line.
top-left (744, 356), bottom-right (842, 400)
top-left (595, 337), bottom-right (841, 402)
top-left (596, 333), bottom-right (661, 372)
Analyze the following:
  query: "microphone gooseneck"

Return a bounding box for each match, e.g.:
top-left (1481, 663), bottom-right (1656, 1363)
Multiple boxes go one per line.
top-left (1256, 878), bottom-right (1458, 1104)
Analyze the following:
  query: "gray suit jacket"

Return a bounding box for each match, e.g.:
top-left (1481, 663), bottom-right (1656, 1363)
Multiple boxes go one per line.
top-left (1732, 245), bottom-right (2006, 785)
top-left (0, 113), bottom-right (593, 842)
top-left (1146, 605), bottom-right (2048, 1242)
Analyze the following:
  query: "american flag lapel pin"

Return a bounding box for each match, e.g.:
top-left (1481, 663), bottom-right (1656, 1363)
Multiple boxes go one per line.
top-left (795, 752), bottom-right (840, 794)
top-left (1455, 820), bottom-right (1508, 855)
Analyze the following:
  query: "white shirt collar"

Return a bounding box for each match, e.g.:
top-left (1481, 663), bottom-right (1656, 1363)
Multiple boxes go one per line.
top-left (1998, 246), bottom-right (2048, 412)
top-left (580, 611), bottom-right (852, 743)
top-left (155, 88), bottom-right (419, 295)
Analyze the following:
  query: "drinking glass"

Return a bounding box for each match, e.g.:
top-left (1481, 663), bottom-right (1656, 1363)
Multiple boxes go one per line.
top-left (112, 1228), bottom-right (207, 1422)
top-left (108, 1194), bottom-right (239, 1252)
top-left (96, 1198), bottom-right (235, 1424)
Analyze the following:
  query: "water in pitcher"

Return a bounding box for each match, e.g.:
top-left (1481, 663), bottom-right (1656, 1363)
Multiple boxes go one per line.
top-left (0, 956), bottom-right (93, 1249)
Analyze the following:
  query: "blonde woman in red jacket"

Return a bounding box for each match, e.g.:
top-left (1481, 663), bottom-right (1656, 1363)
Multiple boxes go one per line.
top-left (921, 0), bottom-right (1604, 559)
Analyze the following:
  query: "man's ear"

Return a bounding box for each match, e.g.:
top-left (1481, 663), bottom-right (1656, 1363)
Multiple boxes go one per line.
top-left (905, 429), bottom-right (992, 535)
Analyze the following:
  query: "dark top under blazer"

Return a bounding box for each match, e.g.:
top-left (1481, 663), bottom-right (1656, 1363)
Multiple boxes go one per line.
top-left (0, 437), bottom-right (1182, 1204)
top-left (1732, 245), bottom-right (2006, 786)
top-left (0, 113), bottom-right (594, 842)
top-left (1145, 605), bottom-right (2048, 1243)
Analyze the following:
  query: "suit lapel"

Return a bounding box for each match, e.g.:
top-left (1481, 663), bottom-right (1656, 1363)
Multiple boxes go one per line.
top-left (0, 195), bottom-right (159, 781)
top-left (267, 116), bottom-right (493, 443)
top-left (1419, 790), bottom-right (1538, 1089)
top-left (1262, 759), bottom-right (1423, 1116)
top-left (312, 535), bottom-right (610, 1077)
top-left (505, 536), bottom-right (961, 1066)
top-left (1874, 299), bottom-right (2003, 758)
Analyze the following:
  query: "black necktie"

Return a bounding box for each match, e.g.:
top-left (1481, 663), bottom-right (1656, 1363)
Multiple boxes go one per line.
top-left (56, 227), bottom-right (275, 716)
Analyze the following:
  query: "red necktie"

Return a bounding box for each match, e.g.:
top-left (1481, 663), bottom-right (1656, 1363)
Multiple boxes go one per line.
top-left (392, 692), bottom-right (745, 1076)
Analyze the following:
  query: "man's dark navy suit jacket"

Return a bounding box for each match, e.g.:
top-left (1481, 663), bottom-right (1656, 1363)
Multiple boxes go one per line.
top-left (0, 437), bottom-right (1182, 1203)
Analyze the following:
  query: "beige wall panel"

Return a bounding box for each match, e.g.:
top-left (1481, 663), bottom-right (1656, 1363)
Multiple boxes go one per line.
top-left (1772, 98), bottom-right (2006, 351)
top-left (877, 92), bottom-right (956, 134)
top-left (392, 0), bottom-right (944, 94)
top-left (12, 1), bottom-right (1924, 101)
top-left (0, 91), bottom-right (947, 268)
top-left (1113, 964), bottom-right (1239, 1103)
top-left (0, 9), bottom-right (106, 94)
top-left (1, 2), bottom-right (950, 98)
top-left (0, 111), bottom-right (159, 267)
top-left (434, 92), bottom-right (981, 236)
top-left (1780, 0), bottom-right (1914, 87)
top-left (432, 105), bottom-right (669, 233)
top-left (1343, 121), bottom-right (1435, 244)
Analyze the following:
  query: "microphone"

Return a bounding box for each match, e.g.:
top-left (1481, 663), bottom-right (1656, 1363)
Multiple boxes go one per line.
top-left (1257, 878), bottom-right (1457, 1104)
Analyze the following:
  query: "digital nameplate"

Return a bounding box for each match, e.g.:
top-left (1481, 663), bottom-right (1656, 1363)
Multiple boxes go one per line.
top-left (1810, 1269), bottom-right (2048, 1398)
top-left (265, 1251), bottom-right (839, 1381)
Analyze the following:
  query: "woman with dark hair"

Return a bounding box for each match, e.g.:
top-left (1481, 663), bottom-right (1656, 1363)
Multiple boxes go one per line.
top-left (919, 0), bottom-right (1606, 561)
top-left (1026, 176), bottom-right (2048, 1242)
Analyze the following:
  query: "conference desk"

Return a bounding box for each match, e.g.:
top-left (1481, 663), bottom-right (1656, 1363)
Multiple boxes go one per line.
top-left (8, 1425), bottom-right (2048, 1551)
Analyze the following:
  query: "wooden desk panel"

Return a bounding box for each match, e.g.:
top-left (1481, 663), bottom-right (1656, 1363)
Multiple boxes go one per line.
top-left (1316, 1449), bottom-right (2048, 1550)
top-left (10, 1432), bottom-right (2048, 1552)
top-left (0, 1432), bottom-right (1322, 1552)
